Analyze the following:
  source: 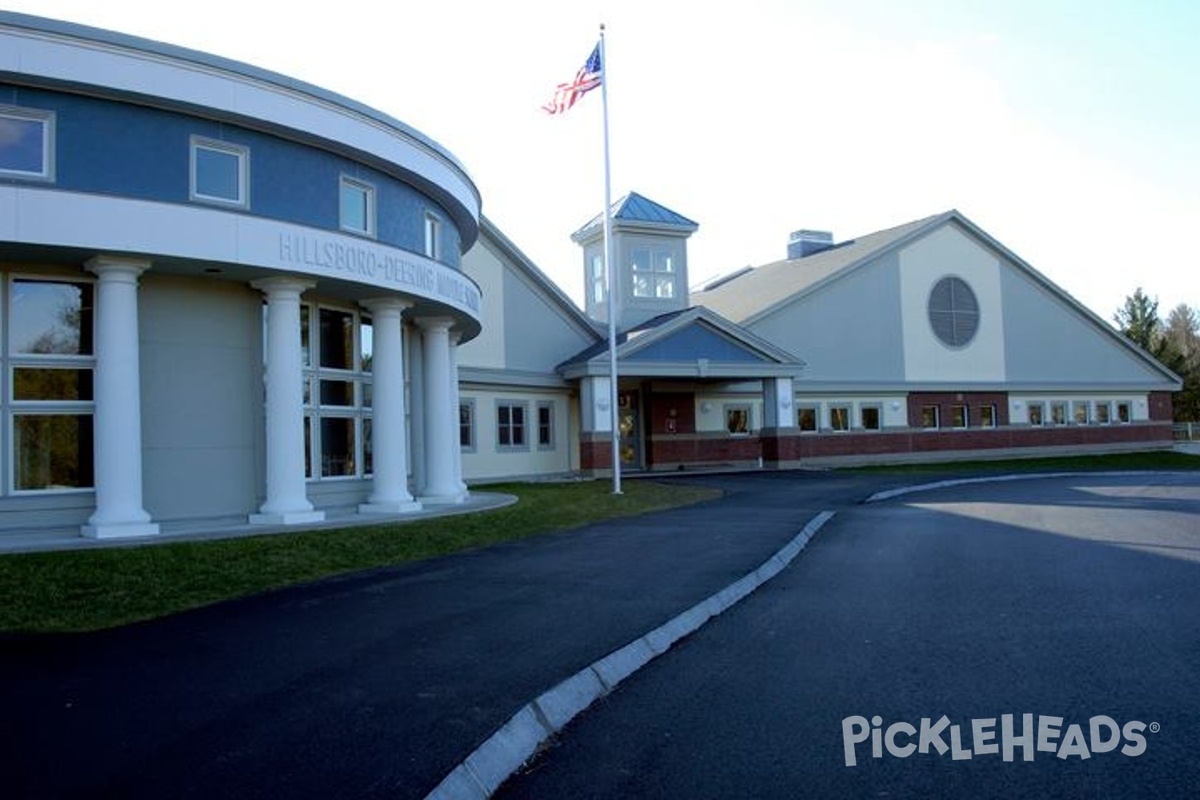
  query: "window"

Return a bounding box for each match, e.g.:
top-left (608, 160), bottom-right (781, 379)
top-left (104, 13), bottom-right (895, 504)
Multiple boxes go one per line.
top-left (296, 303), bottom-right (372, 479)
top-left (726, 405), bottom-right (750, 434)
top-left (591, 254), bottom-right (606, 306)
top-left (459, 401), bottom-right (475, 451)
top-left (1027, 402), bottom-right (1045, 426)
top-left (1073, 401), bottom-right (1090, 425)
top-left (0, 107), bottom-right (54, 181)
top-left (319, 417), bottom-right (356, 477)
top-left (1095, 402), bottom-right (1111, 424)
top-left (1051, 402), bottom-right (1067, 425)
top-left (319, 308), bottom-right (354, 370)
top-left (927, 276), bottom-right (980, 348)
top-left (950, 405), bottom-right (969, 428)
top-left (797, 406), bottom-right (817, 432)
top-left (339, 176), bottom-right (375, 236)
top-left (860, 406), bottom-right (881, 430)
top-left (8, 278), bottom-right (96, 492)
top-left (979, 404), bottom-right (997, 428)
top-left (537, 402), bottom-right (554, 449)
top-left (1116, 402), bottom-right (1131, 423)
top-left (190, 137), bottom-right (248, 207)
top-left (497, 402), bottom-right (527, 449)
top-left (921, 405), bottom-right (940, 429)
top-left (630, 247), bottom-right (677, 299)
top-left (424, 212), bottom-right (442, 260)
top-left (830, 405), bottom-right (850, 432)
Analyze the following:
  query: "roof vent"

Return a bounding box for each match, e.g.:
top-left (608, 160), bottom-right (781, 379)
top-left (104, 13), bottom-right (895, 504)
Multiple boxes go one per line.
top-left (788, 229), bottom-right (834, 259)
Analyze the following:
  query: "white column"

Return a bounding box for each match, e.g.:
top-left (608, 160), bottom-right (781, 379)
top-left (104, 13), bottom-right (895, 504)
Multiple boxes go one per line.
top-left (762, 377), bottom-right (795, 428)
top-left (82, 257), bottom-right (159, 539)
top-left (250, 277), bottom-right (324, 525)
top-left (407, 321), bottom-right (426, 496)
top-left (359, 298), bottom-right (421, 514)
top-left (448, 332), bottom-right (468, 495)
top-left (418, 317), bottom-right (465, 504)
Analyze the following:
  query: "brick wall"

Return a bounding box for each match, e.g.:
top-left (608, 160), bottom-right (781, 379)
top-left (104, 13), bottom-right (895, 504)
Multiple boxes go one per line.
top-left (907, 392), bottom-right (1010, 427)
top-left (768, 422), bottom-right (1174, 463)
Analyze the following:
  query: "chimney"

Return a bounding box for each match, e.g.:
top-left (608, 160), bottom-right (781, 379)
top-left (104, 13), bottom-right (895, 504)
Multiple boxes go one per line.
top-left (787, 229), bottom-right (834, 259)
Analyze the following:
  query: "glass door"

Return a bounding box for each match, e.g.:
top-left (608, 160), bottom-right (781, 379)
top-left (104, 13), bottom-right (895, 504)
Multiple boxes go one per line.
top-left (618, 390), bottom-right (642, 469)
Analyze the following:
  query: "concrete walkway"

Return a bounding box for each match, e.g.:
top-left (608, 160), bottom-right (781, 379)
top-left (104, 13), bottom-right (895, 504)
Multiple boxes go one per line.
top-left (0, 492), bottom-right (517, 554)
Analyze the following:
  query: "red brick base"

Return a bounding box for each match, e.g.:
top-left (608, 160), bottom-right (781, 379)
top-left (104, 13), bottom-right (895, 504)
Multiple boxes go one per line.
top-left (767, 422), bottom-right (1175, 465)
top-left (580, 423), bottom-right (1175, 473)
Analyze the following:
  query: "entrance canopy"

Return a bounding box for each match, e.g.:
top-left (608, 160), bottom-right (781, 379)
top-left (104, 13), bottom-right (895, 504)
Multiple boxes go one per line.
top-left (558, 306), bottom-right (806, 381)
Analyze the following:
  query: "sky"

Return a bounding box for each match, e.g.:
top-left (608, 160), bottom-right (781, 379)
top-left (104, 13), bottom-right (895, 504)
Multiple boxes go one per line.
top-left (8, 0), bottom-right (1199, 323)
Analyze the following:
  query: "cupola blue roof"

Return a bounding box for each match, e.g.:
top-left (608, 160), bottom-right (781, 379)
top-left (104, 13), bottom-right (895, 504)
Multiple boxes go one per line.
top-left (571, 191), bottom-right (699, 242)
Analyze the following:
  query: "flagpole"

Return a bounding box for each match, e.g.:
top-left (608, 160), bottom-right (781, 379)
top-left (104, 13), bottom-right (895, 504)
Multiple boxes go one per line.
top-left (598, 24), bottom-right (621, 495)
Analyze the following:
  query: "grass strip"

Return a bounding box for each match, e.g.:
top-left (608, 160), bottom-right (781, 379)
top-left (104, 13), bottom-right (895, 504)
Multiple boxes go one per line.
top-left (0, 480), bottom-right (719, 634)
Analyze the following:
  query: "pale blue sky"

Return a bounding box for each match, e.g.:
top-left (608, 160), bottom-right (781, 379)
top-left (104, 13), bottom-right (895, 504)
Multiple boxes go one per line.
top-left (9, 0), bottom-right (1198, 321)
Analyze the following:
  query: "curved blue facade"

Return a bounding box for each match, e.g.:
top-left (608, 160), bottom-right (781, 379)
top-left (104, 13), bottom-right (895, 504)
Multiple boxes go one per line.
top-left (0, 11), bottom-right (484, 536)
top-left (1, 85), bottom-right (463, 263)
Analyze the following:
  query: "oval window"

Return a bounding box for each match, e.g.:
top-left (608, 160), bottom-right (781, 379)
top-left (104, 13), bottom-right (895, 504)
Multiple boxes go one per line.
top-left (927, 276), bottom-right (979, 348)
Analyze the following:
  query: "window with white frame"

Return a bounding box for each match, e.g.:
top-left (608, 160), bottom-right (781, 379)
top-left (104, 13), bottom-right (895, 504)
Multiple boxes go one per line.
top-left (725, 404), bottom-right (751, 434)
top-left (950, 405), bottom-right (969, 428)
top-left (339, 176), bottom-right (375, 236)
top-left (829, 405), bottom-right (850, 432)
top-left (797, 405), bottom-right (817, 432)
top-left (537, 402), bottom-right (554, 449)
top-left (1072, 401), bottom-right (1090, 425)
top-left (460, 400), bottom-right (475, 451)
top-left (1051, 402), bottom-right (1068, 425)
top-left (497, 401), bottom-right (527, 449)
top-left (1116, 401), bottom-right (1131, 423)
top-left (190, 137), bottom-right (248, 207)
top-left (591, 254), bottom-right (606, 306)
top-left (630, 247), bottom-right (677, 299)
top-left (860, 406), bottom-right (881, 430)
top-left (424, 212), bottom-right (442, 260)
top-left (920, 405), bottom-right (939, 429)
top-left (1095, 402), bottom-right (1111, 424)
top-left (1027, 402), bottom-right (1045, 426)
top-left (7, 277), bottom-right (96, 492)
top-left (0, 107), bottom-right (55, 181)
top-left (297, 304), bottom-right (372, 479)
top-left (979, 404), bottom-right (997, 428)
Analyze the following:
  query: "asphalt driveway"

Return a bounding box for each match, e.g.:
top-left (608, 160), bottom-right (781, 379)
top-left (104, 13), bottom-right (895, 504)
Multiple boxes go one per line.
top-left (2, 470), bottom-right (1197, 799)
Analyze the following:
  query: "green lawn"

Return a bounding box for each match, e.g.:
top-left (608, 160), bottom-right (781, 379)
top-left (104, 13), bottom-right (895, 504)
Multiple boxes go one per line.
top-left (0, 480), bottom-right (720, 634)
top-left (4, 451), bottom-right (1197, 634)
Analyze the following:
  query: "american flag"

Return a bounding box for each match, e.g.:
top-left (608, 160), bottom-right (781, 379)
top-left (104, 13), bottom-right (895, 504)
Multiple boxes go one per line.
top-left (542, 43), bottom-right (602, 114)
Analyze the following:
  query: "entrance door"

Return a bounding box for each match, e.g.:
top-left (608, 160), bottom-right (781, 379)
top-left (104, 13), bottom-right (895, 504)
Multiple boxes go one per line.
top-left (618, 390), bottom-right (642, 469)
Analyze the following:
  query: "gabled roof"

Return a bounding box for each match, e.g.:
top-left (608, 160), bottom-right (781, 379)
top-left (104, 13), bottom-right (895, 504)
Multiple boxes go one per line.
top-left (558, 306), bottom-right (805, 380)
top-left (692, 211), bottom-right (949, 324)
top-left (477, 215), bottom-right (601, 340)
top-left (691, 209), bottom-right (1182, 387)
top-left (571, 191), bottom-right (699, 243)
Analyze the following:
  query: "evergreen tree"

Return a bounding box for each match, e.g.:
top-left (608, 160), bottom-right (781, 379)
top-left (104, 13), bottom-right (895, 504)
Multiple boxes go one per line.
top-left (1114, 287), bottom-right (1162, 351)
top-left (1115, 290), bottom-right (1200, 423)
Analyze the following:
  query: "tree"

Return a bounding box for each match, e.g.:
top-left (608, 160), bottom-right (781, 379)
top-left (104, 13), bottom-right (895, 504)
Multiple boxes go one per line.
top-left (1164, 303), bottom-right (1200, 422)
top-left (1114, 288), bottom-right (1184, 372)
top-left (1115, 291), bottom-right (1200, 422)
top-left (1164, 304), bottom-right (1200, 369)
top-left (1114, 287), bottom-right (1162, 351)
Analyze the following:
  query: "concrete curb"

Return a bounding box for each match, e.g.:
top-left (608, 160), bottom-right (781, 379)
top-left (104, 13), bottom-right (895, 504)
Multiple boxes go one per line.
top-left (424, 510), bottom-right (837, 800)
top-left (863, 470), bottom-right (1159, 503)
